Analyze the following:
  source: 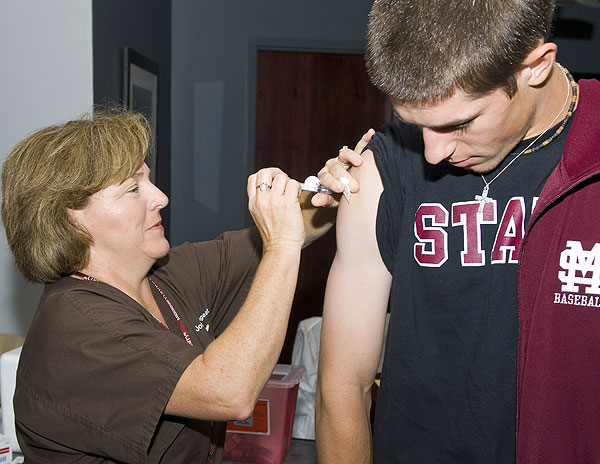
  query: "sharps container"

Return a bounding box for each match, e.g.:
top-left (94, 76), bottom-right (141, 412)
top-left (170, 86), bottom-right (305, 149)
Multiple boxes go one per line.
top-left (223, 364), bottom-right (305, 464)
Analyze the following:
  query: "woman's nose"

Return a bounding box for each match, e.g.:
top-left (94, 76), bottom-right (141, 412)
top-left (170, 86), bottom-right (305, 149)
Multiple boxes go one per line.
top-left (150, 184), bottom-right (169, 210)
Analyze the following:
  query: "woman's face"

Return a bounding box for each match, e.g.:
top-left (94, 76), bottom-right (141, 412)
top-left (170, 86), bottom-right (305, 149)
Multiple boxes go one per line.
top-left (71, 163), bottom-right (170, 270)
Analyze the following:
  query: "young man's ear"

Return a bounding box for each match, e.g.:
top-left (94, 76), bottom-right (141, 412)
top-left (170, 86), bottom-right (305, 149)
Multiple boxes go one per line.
top-left (523, 41), bottom-right (558, 87)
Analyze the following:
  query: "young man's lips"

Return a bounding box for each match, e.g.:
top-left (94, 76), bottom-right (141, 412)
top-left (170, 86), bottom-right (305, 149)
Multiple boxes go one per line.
top-left (449, 157), bottom-right (472, 168)
top-left (149, 220), bottom-right (163, 230)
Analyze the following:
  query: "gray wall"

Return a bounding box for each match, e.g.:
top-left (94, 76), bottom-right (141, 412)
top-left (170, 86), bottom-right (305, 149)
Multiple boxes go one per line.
top-left (93, 0), bottom-right (172, 236)
top-left (553, 6), bottom-right (600, 73)
top-left (170, 0), bottom-right (375, 245)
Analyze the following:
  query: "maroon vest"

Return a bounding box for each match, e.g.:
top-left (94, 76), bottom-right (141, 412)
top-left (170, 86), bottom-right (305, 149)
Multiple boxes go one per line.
top-left (517, 79), bottom-right (600, 463)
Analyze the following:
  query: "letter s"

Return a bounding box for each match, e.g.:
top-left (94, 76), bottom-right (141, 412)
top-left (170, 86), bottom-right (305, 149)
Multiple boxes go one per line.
top-left (414, 203), bottom-right (448, 267)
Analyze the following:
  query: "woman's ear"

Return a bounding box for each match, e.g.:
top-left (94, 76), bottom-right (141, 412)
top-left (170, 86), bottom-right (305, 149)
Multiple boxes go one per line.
top-left (522, 41), bottom-right (558, 87)
top-left (66, 207), bottom-right (80, 221)
top-left (66, 207), bottom-right (87, 232)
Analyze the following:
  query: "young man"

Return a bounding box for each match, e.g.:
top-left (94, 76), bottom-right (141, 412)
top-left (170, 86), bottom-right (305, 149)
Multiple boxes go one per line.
top-left (315, 1), bottom-right (600, 463)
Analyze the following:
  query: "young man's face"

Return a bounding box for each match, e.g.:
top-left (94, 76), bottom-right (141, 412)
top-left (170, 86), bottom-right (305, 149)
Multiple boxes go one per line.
top-left (392, 85), bottom-right (536, 174)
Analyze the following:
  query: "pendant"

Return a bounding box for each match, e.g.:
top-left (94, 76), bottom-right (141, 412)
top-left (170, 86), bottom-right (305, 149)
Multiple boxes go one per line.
top-left (475, 184), bottom-right (492, 215)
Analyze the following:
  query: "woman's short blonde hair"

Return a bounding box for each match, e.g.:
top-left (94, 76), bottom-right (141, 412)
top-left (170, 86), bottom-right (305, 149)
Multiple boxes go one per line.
top-left (2, 106), bottom-right (151, 283)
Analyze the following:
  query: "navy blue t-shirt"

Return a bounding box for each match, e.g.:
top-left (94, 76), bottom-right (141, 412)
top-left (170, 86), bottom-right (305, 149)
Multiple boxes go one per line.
top-left (370, 118), bottom-right (569, 463)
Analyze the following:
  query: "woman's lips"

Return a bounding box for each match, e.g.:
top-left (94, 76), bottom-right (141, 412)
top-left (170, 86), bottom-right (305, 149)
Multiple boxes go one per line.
top-left (149, 220), bottom-right (163, 230)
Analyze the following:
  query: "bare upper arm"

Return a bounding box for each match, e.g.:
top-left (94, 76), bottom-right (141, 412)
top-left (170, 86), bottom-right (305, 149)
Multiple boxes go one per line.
top-left (319, 150), bottom-right (392, 390)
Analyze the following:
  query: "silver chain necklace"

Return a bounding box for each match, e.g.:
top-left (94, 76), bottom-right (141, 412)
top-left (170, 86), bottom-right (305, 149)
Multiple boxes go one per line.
top-left (475, 65), bottom-right (574, 214)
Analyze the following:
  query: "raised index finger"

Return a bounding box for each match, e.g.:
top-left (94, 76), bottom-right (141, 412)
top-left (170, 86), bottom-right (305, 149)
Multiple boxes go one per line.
top-left (354, 128), bottom-right (376, 154)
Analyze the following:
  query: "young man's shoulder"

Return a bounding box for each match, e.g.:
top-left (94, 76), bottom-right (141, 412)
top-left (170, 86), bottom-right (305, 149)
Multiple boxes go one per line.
top-left (368, 119), bottom-right (424, 163)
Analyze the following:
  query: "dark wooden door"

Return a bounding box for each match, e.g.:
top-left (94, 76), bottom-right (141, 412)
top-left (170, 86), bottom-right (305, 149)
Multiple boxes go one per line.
top-left (255, 50), bottom-right (391, 363)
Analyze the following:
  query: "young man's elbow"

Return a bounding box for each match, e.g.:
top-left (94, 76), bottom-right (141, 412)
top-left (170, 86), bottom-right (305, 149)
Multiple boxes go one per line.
top-left (317, 377), bottom-right (350, 407)
top-left (315, 383), bottom-right (332, 423)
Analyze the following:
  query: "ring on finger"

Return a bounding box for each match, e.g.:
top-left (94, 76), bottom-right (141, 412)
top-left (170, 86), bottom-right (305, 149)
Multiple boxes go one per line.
top-left (256, 181), bottom-right (271, 191)
top-left (336, 156), bottom-right (350, 169)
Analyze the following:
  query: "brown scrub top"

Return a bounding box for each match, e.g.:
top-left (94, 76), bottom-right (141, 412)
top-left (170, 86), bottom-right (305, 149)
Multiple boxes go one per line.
top-left (14, 228), bottom-right (261, 463)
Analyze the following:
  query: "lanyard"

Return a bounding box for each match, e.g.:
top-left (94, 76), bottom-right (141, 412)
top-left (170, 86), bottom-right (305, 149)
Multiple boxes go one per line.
top-left (148, 277), bottom-right (193, 346)
top-left (147, 278), bottom-right (214, 461)
top-left (74, 272), bottom-right (194, 347)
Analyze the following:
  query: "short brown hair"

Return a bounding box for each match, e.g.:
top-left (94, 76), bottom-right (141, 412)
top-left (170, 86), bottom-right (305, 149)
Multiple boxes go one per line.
top-left (2, 107), bottom-right (150, 283)
top-left (365, 0), bottom-right (556, 104)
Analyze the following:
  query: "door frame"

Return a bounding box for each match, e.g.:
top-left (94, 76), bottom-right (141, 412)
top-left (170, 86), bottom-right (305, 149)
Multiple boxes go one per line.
top-left (244, 37), bottom-right (367, 226)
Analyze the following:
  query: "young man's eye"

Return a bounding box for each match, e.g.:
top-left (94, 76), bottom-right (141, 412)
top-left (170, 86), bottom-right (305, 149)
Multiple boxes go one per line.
top-left (128, 185), bottom-right (139, 193)
top-left (429, 119), bottom-right (475, 135)
top-left (455, 120), bottom-right (474, 132)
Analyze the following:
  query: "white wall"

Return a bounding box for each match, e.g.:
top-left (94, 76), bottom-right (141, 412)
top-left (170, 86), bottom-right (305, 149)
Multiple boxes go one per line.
top-left (0, 0), bottom-right (93, 335)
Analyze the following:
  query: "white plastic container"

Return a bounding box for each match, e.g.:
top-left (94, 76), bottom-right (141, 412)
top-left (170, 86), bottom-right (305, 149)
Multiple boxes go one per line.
top-left (0, 433), bottom-right (11, 463)
top-left (0, 347), bottom-right (21, 453)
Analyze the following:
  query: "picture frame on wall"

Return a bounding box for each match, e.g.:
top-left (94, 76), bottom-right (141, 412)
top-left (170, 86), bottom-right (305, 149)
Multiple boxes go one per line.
top-left (123, 47), bottom-right (159, 183)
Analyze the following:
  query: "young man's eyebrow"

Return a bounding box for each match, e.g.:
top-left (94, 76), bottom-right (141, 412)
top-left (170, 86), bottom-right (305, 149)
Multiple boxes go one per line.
top-left (394, 111), bottom-right (477, 132)
top-left (427, 116), bottom-right (477, 131)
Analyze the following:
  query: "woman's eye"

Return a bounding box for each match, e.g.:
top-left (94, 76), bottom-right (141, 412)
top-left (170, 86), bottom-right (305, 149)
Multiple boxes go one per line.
top-left (128, 185), bottom-right (139, 193)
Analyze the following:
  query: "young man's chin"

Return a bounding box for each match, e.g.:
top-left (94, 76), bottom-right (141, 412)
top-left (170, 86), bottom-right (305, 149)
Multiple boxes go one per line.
top-left (459, 155), bottom-right (507, 175)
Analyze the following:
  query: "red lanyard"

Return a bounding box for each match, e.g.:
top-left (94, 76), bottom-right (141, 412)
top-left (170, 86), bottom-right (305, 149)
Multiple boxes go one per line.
top-left (74, 272), bottom-right (193, 347)
top-left (147, 277), bottom-right (193, 346)
top-left (146, 278), bottom-right (213, 461)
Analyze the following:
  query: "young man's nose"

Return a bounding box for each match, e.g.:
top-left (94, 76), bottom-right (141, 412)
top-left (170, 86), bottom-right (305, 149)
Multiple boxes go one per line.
top-left (422, 128), bottom-right (455, 165)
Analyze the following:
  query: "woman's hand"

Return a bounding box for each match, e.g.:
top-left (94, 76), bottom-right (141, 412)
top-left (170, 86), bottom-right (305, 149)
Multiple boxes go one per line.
top-left (173, 168), bottom-right (307, 421)
top-left (311, 128), bottom-right (375, 207)
top-left (247, 167), bottom-right (305, 252)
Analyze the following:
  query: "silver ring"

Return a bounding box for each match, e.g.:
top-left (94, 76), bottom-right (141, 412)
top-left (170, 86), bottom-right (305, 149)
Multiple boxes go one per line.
top-left (256, 182), bottom-right (271, 191)
top-left (336, 156), bottom-right (350, 169)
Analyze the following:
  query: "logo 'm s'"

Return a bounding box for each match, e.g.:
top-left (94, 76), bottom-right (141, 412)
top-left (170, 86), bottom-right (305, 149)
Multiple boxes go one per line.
top-left (558, 241), bottom-right (600, 295)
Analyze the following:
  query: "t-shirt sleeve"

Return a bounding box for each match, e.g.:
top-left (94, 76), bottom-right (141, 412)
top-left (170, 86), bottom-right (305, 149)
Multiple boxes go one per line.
top-left (370, 123), bottom-right (406, 274)
top-left (15, 284), bottom-right (204, 463)
top-left (369, 120), bottom-right (425, 274)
